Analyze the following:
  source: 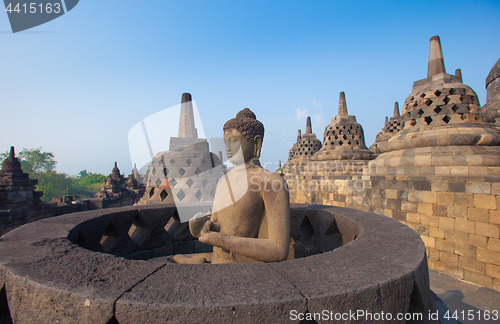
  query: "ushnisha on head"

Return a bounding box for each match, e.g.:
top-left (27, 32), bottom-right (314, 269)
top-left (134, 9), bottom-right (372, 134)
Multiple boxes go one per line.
top-left (223, 108), bottom-right (265, 164)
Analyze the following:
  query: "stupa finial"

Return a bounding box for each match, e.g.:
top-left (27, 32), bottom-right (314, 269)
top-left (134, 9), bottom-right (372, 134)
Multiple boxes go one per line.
top-left (427, 36), bottom-right (446, 77)
top-left (338, 91), bottom-right (348, 116)
top-left (9, 146), bottom-right (14, 159)
top-left (393, 102), bottom-right (400, 117)
top-left (296, 129), bottom-right (302, 142)
top-left (305, 117), bottom-right (312, 134)
top-left (178, 92), bottom-right (198, 139)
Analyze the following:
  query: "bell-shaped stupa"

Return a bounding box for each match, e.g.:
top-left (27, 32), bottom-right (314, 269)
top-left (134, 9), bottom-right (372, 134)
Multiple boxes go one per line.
top-left (288, 117), bottom-right (322, 161)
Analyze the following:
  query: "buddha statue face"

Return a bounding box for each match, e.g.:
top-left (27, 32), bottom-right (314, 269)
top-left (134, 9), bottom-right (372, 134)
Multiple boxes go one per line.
top-left (223, 129), bottom-right (262, 166)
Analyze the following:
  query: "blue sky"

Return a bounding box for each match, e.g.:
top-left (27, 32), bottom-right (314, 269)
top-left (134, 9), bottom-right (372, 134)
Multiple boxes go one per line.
top-left (1, 0), bottom-right (499, 176)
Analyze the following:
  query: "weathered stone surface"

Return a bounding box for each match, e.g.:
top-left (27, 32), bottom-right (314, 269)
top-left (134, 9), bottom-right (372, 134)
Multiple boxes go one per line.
top-left (115, 262), bottom-right (306, 324)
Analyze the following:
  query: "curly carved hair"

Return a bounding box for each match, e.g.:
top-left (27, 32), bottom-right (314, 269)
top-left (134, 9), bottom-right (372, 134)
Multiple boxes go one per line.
top-left (223, 108), bottom-right (265, 141)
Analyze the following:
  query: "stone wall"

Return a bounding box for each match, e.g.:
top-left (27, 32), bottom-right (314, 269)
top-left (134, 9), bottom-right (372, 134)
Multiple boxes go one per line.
top-left (286, 170), bottom-right (500, 291)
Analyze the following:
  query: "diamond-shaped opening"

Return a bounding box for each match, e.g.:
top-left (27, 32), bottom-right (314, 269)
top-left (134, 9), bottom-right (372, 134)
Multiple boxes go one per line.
top-left (434, 90), bottom-right (442, 97)
top-left (186, 158), bottom-right (192, 166)
top-left (449, 88), bottom-right (455, 95)
top-left (151, 167), bottom-right (156, 175)
top-left (420, 93), bottom-right (426, 98)
top-left (100, 222), bottom-right (121, 253)
top-left (434, 106), bottom-right (442, 114)
top-left (424, 116), bottom-right (433, 125)
top-left (128, 221), bottom-right (151, 246)
top-left (347, 141), bottom-right (351, 145)
top-left (412, 101), bottom-right (418, 108)
top-left (155, 178), bottom-right (162, 186)
top-left (356, 141), bottom-right (360, 145)
top-left (160, 189), bottom-right (168, 201)
top-left (169, 159), bottom-right (175, 165)
top-left (424, 98), bottom-right (433, 106)
top-left (186, 178), bottom-right (194, 188)
top-left (451, 104), bottom-right (459, 112)
top-left (460, 114), bottom-right (467, 121)
top-left (339, 141), bottom-right (343, 145)
top-left (209, 188), bottom-right (216, 198)
top-left (75, 231), bottom-right (88, 249)
top-left (176, 189), bottom-right (186, 201)
top-left (194, 167), bottom-right (202, 175)
top-left (443, 96), bottom-right (450, 104)
top-left (417, 108), bottom-right (424, 116)
top-left (178, 168), bottom-right (186, 176)
top-left (300, 216), bottom-right (314, 241)
top-left (460, 94), bottom-right (467, 103)
top-left (195, 190), bottom-right (203, 201)
top-left (343, 134), bottom-right (347, 140)
top-left (169, 178), bottom-right (177, 187)
top-left (339, 130), bottom-right (343, 134)
top-left (409, 119), bottom-right (417, 127)
top-left (442, 115), bottom-right (451, 124)
top-left (149, 188), bottom-right (155, 199)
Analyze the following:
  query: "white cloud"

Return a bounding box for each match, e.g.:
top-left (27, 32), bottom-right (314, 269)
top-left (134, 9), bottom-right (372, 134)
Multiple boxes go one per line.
top-left (295, 108), bottom-right (308, 120)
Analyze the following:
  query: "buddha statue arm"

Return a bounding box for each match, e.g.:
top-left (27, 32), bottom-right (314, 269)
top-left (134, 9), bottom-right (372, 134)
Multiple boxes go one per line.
top-left (199, 177), bottom-right (290, 262)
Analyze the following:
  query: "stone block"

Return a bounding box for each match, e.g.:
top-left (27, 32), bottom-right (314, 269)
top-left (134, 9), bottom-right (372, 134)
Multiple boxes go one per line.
top-left (431, 181), bottom-right (448, 192)
top-left (385, 199), bottom-right (401, 210)
top-left (488, 238), bottom-right (500, 253)
top-left (418, 202), bottom-right (434, 216)
top-left (467, 208), bottom-right (489, 223)
top-left (422, 191), bottom-right (437, 203)
top-left (454, 219), bottom-right (475, 234)
top-left (447, 205), bottom-right (467, 219)
top-left (468, 166), bottom-right (488, 175)
top-left (392, 210), bottom-right (407, 222)
top-left (453, 193), bottom-right (474, 207)
top-left (408, 190), bottom-right (423, 203)
top-left (401, 201), bottom-right (418, 213)
top-left (436, 239), bottom-right (454, 253)
top-left (477, 248), bottom-right (500, 266)
top-left (441, 250), bottom-right (459, 266)
top-left (450, 166), bottom-right (469, 176)
top-left (466, 182), bottom-right (491, 194)
top-left (495, 279), bottom-right (500, 292)
top-left (444, 230), bottom-right (468, 246)
top-left (428, 247), bottom-right (440, 261)
top-left (492, 183), bottom-right (500, 195)
top-left (454, 243), bottom-right (476, 258)
top-left (429, 227), bottom-right (445, 239)
top-left (469, 234), bottom-right (487, 249)
top-left (448, 182), bottom-right (466, 193)
top-left (491, 210), bottom-right (500, 225)
top-left (486, 264), bottom-right (500, 280)
top-left (435, 166), bottom-right (451, 175)
top-left (437, 192), bottom-right (454, 205)
top-left (476, 222), bottom-right (499, 238)
top-left (444, 266), bottom-right (464, 280)
top-left (464, 270), bottom-right (493, 288)
top-left (432, 204), bottom-right (448, 217)
top-left (421, 215), bottom-right (439, 227)
top-left (385, 189), bottom-right (398, 199)
top-left (406, 212), bottom-right (420, 224)
top-left (474, 194), bottom-right (497, 209)
top-left (458, 256), bottom-right (485, 274)
top-left (421, 235), bottom-right (435, 247)
top-left (439, 217), bottom-right (454, 230)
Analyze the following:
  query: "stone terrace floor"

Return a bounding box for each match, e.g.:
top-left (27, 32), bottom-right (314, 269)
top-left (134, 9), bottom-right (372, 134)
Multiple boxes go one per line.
top-left (430, 270), bottom-right (500, 324)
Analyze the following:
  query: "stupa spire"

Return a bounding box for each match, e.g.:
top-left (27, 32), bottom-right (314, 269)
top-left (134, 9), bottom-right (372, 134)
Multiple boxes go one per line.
top-left (305, 117), bottom-right (312, 134)
top-left (427, 36), bottom-right (446, 77)
top-left (338, 91), bottom-right (348, 116)
top-left (178, 92), bottom-right (198, 138)
top-left (296, 130), bottom-right (302, 142)
top-left (393, 102), bottom-right (400, 117)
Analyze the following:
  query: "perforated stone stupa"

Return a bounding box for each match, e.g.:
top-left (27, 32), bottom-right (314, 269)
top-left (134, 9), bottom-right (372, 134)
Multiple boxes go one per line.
top-left (137, 93), bottom-right (222, 205)
top-left (314, 91), bottom-right (374, 162)
top-left (372, 102), bottom-right (403, 153)
top-left (0, 146), bottom-right (42, 208)
top-left (482, 58), bottom-right (500, 124)
top-left (372, 36), bottom-right (500, 176)
top-left (287, 117), bottom-right (322, 161)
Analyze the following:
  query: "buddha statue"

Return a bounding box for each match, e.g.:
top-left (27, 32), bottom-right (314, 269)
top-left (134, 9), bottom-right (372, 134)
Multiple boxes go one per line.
top-left (170, 108), bottom-right (291, 264)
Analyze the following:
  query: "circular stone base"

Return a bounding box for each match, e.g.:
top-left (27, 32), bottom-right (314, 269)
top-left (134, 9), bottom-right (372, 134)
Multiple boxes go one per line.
top-left (0, 204), bottom-right (437, 323)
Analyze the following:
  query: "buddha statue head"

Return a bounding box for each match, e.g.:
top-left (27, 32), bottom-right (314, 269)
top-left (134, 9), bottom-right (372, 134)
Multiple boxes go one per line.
top-left (222, 108), bottom-right (265, 165)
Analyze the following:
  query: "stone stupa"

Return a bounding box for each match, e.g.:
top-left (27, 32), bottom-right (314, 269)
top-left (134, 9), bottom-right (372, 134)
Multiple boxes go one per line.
top-left (371, 36), bottom-right (500, 176)
top-left (136, 93), bottom-right (222, 205)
